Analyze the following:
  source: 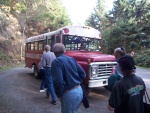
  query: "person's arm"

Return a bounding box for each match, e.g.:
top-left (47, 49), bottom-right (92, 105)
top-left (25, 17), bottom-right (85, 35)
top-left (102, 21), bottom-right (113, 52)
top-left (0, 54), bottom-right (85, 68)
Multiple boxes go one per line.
top-left (40, 54), bottom-right (46, 68)
top-left (115, 63), bottom-right (123, 78)
top-left (38, 60), bottom-right (42, 69)
top-left (137, 76), bottom-right (146, 95)
top-left (51, 60), bottom-right (64, 98)
top-left (108, 82), bottom-right (122, 111)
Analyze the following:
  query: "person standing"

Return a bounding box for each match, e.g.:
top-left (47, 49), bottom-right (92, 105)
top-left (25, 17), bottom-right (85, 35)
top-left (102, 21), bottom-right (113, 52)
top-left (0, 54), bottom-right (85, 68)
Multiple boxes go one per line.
top-left (40, 45), bottom-right (56, 105)
top-left (38, 59), bottom-right (47, 93)
top-left (108, 55), bottom-right (145, 113)
top-left (107, 47), bottom-right (126, 91)
top-left (51, 43), bottom-right (86, 113)
top-left (114, 47), bottom-right (126, 78)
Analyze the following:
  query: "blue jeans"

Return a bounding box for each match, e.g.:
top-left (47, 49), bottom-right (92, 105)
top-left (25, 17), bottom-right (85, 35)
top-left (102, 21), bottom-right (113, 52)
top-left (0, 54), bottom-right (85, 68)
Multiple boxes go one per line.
top-left (60, 86), bottom-right (83, 113)
top-left (44, 67), bottom-right (56, 101)
top-left (40, 69), bottom-right (47, 90)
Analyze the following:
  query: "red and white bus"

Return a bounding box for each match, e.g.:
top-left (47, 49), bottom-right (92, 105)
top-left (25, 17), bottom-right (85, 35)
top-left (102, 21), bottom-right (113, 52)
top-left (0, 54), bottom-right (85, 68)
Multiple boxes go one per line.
top-left (25, 26), bottom-right (117, 93)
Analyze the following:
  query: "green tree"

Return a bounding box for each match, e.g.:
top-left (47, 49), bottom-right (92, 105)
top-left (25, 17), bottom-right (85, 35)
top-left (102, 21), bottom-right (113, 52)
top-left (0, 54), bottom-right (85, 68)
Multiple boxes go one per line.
top-left (103, 0), bottom-right (150, 53)
top-left (107, 0), bottom-right (150, 25)
top-left (85, 0), bottom-right (108, 31)
top-left (134, 0), bottom-right (150, 26)
top-left (3, 0), bottom-right (72, 37)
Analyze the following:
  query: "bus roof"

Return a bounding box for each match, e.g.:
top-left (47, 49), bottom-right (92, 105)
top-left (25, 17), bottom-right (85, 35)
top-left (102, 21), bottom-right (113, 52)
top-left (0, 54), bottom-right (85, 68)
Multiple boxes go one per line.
top-left (26, 26), bottom-right (101, 43)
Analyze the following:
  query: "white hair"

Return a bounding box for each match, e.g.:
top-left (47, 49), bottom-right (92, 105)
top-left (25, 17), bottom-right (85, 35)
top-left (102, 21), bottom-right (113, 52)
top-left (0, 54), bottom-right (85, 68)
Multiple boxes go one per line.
top-left (53, 43), bottom-right (66, 53)
top-left (44, 45), bottom-right (50, 51)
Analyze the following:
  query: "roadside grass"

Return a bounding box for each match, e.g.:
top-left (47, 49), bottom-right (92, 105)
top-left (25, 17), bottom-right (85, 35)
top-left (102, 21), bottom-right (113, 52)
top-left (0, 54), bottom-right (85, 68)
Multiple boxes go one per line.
top-left (136, 65), bottom-right (150, 70)
top-left (0, 62), bottom-right (25, 71)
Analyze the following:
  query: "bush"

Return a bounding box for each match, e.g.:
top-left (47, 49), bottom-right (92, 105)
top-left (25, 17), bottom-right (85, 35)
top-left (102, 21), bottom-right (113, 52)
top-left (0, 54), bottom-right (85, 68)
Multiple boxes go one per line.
top-left (134, 50), bottom-right (150, 68)
top-left (0, 50), bottom-right (10, 61)
top-left (0, 0), bottom-right (9, 6)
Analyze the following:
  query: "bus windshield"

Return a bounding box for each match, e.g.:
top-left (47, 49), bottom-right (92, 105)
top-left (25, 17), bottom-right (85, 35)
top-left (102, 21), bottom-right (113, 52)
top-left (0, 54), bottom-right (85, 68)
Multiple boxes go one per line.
top-left (63, 35), bottom-right (101, 52)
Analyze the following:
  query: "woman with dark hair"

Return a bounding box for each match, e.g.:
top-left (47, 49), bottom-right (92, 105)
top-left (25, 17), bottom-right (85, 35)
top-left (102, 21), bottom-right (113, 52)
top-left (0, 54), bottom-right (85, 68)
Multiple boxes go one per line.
top-left (108, 55), bottom-right (146, 113)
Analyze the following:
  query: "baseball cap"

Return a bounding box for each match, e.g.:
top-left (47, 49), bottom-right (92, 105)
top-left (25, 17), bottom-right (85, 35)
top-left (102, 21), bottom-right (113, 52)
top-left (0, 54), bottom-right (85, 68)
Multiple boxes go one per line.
top-left (118, 55), bottom-right (136, 71)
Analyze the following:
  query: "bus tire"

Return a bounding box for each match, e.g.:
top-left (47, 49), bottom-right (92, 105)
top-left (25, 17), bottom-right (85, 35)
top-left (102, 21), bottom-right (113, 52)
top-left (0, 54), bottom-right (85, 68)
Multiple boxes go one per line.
top-left (33, 65), bottom-right (39, 79)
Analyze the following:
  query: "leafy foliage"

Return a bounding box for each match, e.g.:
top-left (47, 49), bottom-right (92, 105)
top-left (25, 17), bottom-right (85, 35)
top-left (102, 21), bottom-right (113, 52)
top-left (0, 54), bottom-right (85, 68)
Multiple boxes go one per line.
top-left (0, 0), bottom-right (9, 6)
top-left (134, 50), bottom-right (150, 68)
top-left (12, 3), bottom-right (26, 13)
top-left (0, 0), bottom-right (72, 68)
top-left (0, 50), bottom-right (10, 61)
top-left (1, 0), bottom-right (150, 68)
top-left (2, 0), bottom-right (72, 37)
top-left (85, 0), bottom-right (108, 31)
top-left (85, 0), bottom-right (150, 68)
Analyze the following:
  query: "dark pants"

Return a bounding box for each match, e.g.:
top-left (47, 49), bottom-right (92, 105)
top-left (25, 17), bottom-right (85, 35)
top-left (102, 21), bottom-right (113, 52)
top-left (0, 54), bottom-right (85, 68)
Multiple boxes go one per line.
top-left (40, 69), bottom-right (47, 90)
top-left (44, 67), bottom-right (56, 102)
top-left (106, 74), bottom-right (122, 92)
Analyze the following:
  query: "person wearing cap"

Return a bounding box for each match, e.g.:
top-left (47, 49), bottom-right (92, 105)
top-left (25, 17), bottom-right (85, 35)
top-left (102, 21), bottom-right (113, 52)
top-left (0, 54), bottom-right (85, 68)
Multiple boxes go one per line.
top-left (106, 47), bottom-right (126, 91)
top-left (114, 47), bottom-right (126, 78)
top-left (51, 43), bottom-right (86, 113)
top-left (108, 55), bottom-right (146, 113)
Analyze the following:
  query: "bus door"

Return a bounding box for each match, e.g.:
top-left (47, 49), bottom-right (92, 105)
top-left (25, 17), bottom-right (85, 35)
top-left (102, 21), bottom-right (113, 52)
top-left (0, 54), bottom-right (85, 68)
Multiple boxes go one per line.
top-left (50, 35), bottom-right (61, 50)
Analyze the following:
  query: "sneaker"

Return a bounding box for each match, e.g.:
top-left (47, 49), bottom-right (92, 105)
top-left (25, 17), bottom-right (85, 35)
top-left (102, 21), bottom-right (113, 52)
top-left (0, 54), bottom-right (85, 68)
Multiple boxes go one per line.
top-left (51, 101), bottom-right (56, 105)
top-left (39, 90), bottom-right (45, 93)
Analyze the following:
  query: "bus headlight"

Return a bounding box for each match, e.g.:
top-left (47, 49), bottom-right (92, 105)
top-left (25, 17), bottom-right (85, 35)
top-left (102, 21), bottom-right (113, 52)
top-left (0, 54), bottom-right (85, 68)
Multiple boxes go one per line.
top-left (91, 65), bottom-right (98, 78)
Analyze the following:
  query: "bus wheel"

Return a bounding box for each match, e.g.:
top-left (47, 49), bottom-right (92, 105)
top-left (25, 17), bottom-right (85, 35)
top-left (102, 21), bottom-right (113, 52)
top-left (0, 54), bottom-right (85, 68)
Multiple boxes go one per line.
top-left (33, 65), bottom-right (39, 79)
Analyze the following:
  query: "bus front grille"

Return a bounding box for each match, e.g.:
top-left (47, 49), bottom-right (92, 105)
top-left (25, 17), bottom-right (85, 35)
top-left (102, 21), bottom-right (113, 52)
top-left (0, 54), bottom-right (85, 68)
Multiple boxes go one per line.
top-left (97, 63), bottom-right (117, 77)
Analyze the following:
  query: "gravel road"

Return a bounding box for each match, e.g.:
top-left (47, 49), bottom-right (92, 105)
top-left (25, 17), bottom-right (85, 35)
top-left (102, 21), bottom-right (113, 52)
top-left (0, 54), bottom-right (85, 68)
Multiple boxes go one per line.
top-left (0, 66), bottom-right (112, 113)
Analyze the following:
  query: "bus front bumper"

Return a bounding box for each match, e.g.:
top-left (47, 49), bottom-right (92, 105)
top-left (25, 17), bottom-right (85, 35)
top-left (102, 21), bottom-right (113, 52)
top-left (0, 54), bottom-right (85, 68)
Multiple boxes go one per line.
top-left (88, 79), bottom-right (108, 88)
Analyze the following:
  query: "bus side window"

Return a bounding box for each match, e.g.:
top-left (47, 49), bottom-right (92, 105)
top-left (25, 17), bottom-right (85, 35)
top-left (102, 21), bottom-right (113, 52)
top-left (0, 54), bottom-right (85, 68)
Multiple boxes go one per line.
top-left (34, 42), bottom-right (38, 50)
top-left (31, 42), bottom-right (34, 50)
top-left (26, 43), bottom-right (31, 50)
top-left (51, 35), bottom-right (55, 51)
top-left (48, 39), bottom-right (51, 45)
top-left (28, 43), bottom-right (30, 50)
top-left (39, 41), bottom-right (44, 50)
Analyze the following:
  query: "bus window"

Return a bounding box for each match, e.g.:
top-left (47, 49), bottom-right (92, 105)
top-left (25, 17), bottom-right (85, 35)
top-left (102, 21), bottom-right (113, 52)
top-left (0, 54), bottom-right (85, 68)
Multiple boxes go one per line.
top-left (51, 35), bottom-right (55, 50)
top-left (26, 43), bottom-right (31, 50)
top-left (34, 42), bottom-right (38, 50)
top-left (39, 41), bottom-right (44, 50)
top-left (63, 35), bottom-right (101, 51)
top-left (63, 35), bottom-right (78, 50)
top-left (31, 43), bottom-right (34, 50)
top-left (48, 39), bottom-right (51, 45)
top-left (87, 38), bottom-right (101, 51)
top-left (66, 44), bottom-right (71, 50)
top-left (47, 39), bottom-right (52, 50)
